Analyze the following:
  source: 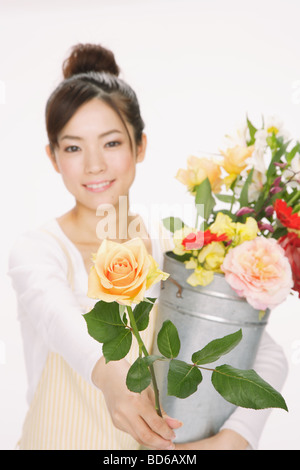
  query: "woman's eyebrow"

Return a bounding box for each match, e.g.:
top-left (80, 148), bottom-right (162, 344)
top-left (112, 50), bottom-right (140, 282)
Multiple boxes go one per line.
top-left (60, 129), bottom-right (122, 141)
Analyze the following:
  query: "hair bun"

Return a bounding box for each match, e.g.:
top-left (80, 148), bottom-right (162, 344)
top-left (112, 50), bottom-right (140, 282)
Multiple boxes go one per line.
top-left (62, 43), bottom-right (120, 79)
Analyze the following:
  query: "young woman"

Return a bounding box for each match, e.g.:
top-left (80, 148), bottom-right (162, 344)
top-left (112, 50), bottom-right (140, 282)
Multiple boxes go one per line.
top-left (9, 44), bottom-right (287, 450)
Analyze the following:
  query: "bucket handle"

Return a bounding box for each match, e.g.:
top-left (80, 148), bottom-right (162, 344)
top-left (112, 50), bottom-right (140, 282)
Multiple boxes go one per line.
top-left (161, 276), bottom-right (183, 298)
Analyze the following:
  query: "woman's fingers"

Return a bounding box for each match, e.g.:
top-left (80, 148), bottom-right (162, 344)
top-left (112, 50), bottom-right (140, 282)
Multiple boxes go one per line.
top-left (122, 390), bottom-right (177, 450)
top-left (163, 414), bottom-right (183, 430)
top-left (141, 405), bottom-right (176, 442)
top-left (132, 415), bottom-right (176, 450)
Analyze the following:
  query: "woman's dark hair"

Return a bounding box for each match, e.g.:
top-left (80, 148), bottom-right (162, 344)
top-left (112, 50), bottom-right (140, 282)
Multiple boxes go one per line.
top-left (46, 43), bottom-right (145, 152)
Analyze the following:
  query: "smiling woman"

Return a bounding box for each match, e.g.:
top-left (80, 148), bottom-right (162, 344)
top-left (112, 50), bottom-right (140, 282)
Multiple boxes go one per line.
top-left (46, 98), bottom-right (145, 212)
top-left (8, 43), bottom-right (182, 450)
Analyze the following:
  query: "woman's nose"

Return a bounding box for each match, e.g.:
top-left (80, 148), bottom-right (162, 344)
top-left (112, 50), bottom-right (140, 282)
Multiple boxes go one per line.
top-left (84, 146), bottom-right (107, 174)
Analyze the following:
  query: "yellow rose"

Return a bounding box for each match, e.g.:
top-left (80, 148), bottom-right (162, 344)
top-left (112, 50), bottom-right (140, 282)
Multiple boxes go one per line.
top-left (88, 238), bottom-right (168, 306)
top-left (209, 213), bottom-right (236, 239)
top-left (220, 145), bottom-right (254, 185)
top-left (198, 242), bottom-right (226, 271)
top-left (176, 155), bottom-right (223, 193)
top-left (234, 217), bottom-right (258, 245)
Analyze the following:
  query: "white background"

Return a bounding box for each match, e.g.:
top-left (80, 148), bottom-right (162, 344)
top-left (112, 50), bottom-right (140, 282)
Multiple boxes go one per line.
top-left (0, 0), bottom-right (299, 450)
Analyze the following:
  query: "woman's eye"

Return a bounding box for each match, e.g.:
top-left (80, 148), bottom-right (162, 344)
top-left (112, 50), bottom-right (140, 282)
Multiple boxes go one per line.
top-left (105, 141), bottom-right (121, 148)
top-left (65, 145), bottom-right (80, 153)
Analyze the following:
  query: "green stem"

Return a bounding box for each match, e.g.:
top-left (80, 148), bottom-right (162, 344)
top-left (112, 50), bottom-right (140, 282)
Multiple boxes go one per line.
top-left (126, 306), bottom-right (162, 417)
top-left (287, 189), bottom-right (300, 207)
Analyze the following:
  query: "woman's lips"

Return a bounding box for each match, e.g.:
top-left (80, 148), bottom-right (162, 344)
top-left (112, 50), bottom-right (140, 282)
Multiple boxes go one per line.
top-left (83, 180), bottom-right (115, 192)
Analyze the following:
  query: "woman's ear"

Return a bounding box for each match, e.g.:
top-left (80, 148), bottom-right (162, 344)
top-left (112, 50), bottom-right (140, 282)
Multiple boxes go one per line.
top-left (45, 144), bottom-right (60, 173)
top-left (136, 133), bottom-right (147, 163)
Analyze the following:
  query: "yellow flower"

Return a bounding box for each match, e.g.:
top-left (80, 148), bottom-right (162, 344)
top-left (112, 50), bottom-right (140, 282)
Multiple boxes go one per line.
top-left (173, 227), bottom-right (197, 255)
top-left (146, 255), bottom-right (169, 290)
top-left (184, 257), bottom-right (198, 270)
top-left (186, 266), bottom-right (214, 287)
top-left (220, 145), bottom-right (254, 185)
top-left (198, 242), bottom-right (226, 271)
top-left (209, 213), bottom-right (258, 248)
top-left (176, 155), bottom-right (223, 193)
top-left (88, 238), bottom-right (168, 306)
top-left (234, 217), bottom-right (258, 245)
top-left (209, 213), bottom-right (236, 239)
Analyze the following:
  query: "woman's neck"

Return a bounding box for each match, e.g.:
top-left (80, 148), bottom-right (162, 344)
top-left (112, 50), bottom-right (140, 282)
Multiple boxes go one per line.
top-left (58, 198), bottom-right (136, 246)
top-left (56, 199), bottom-right (152, 273)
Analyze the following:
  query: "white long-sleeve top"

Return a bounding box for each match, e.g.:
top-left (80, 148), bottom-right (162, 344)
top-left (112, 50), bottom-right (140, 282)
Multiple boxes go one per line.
top-left (8, 218), bottom-right (288, 449)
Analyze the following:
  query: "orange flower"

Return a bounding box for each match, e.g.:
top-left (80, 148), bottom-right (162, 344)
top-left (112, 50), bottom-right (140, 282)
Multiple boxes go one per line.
top-left (176, 155), bottom-right (223, 193)
top-left (88, 238), bottom-right (168, 305)
top-left (220, 145), bottom-right (254, 186)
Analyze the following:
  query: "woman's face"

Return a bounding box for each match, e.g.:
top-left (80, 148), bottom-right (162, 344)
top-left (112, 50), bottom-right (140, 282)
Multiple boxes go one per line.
top-left (47, 98), bottom-right (146, 212)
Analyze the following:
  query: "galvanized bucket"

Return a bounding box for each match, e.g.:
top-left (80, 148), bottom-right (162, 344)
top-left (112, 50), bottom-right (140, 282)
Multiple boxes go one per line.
top-left (152, 252), bottom-right (270, 443)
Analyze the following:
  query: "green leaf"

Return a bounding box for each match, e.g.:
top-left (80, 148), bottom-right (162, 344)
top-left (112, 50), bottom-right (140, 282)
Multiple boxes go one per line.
top-left (192, 329), bottom-right (243, 365)
top-left (215, 193), bottom-right (235, 203)
top-left (83, 301), bottom-right (133, 363)
top-left (102, 328), bottom-right (132, 363)
top-left (292, 202), bottom-right (300, 214)
top-left (126, 357), bottom-right (152, 393)
top-left (195, 177), bottom-right (215, 222)
top-left (162, 217), bottom-right (185, 233)
top-left (246, 116), bottom-right (257, 146)
top-left (168, 359), bottom-right (203, 398)
top-left (142, 355), bottom-right (166, 366)
top-left (239, 168), bottom-right (254, 208)
top-left (266, 141), bottom-right (290, 180)
top-left (133, 297), bottom-right (156, 331)
top-left (211, 364), bottom-right (288, 411)
top-left (157, 320), bottom-right (181, 359)
top-left (165, 251), bottom-right (192, 263)
top-left (83, 301), bottom-right (126, 343)
top-left (286, 142), bottom-right (300, 164)
top-left (272, 226), bottom-right (287, 240)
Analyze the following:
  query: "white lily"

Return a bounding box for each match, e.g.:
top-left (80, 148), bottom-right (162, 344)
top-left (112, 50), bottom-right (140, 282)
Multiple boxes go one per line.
top-left (283, 153), bottom-right (300, 189)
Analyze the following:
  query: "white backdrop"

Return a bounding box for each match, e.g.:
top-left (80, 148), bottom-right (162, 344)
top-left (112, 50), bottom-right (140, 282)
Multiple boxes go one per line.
top-left (0, 0), bottom-right (299, 450)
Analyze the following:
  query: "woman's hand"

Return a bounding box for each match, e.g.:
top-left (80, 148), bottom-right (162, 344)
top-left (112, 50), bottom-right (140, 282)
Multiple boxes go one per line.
top-left (174, 429), bottom-right (249, 450)
top-left (92, 357), bottom-right (182, 450)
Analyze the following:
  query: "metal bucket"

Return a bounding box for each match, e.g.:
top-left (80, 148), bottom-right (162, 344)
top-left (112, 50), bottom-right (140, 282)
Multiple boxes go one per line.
top-left (152, 252), bottom-right (270, 443)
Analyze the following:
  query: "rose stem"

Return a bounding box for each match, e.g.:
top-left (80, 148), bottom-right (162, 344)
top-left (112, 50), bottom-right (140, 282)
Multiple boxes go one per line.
top-left (126, 306), bottom-right (163, 417)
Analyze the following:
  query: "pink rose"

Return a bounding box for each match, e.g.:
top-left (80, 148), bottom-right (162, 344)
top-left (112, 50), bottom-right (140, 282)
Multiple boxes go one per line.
top-left (221, 237), bottom-right (293, 310)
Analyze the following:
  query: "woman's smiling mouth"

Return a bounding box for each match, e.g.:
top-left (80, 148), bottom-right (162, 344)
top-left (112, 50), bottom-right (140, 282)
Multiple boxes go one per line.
top-left (83, 180), bottom-right (115, 192)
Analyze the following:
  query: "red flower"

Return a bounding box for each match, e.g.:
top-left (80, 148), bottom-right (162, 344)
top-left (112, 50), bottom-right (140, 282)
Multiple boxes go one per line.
top-left (182, 230), bottom-right (228, 250)
top-left (278, 232), bottom-right (300, 297)
top-left (274, 199), bottom-right (300, 230)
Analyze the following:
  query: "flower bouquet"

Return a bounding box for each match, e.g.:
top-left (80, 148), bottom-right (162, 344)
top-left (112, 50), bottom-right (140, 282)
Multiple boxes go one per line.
top-left (151, 115), bottom-right (299, 441)
top-left (165, 115), bottom-right (300, 305)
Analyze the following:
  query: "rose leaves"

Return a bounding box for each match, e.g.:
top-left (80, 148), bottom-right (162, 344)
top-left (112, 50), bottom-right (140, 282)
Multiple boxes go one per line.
top-left (84, 303), bottom-right (287, 411)
top-left (162, 325), bottom-right (287, 411)
top-left (84, 298), bottom-right (155, 363)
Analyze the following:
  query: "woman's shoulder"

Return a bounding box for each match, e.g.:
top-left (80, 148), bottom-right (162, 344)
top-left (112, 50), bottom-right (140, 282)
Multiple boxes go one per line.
top-left (8, 219), bottom-right (70, 270)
